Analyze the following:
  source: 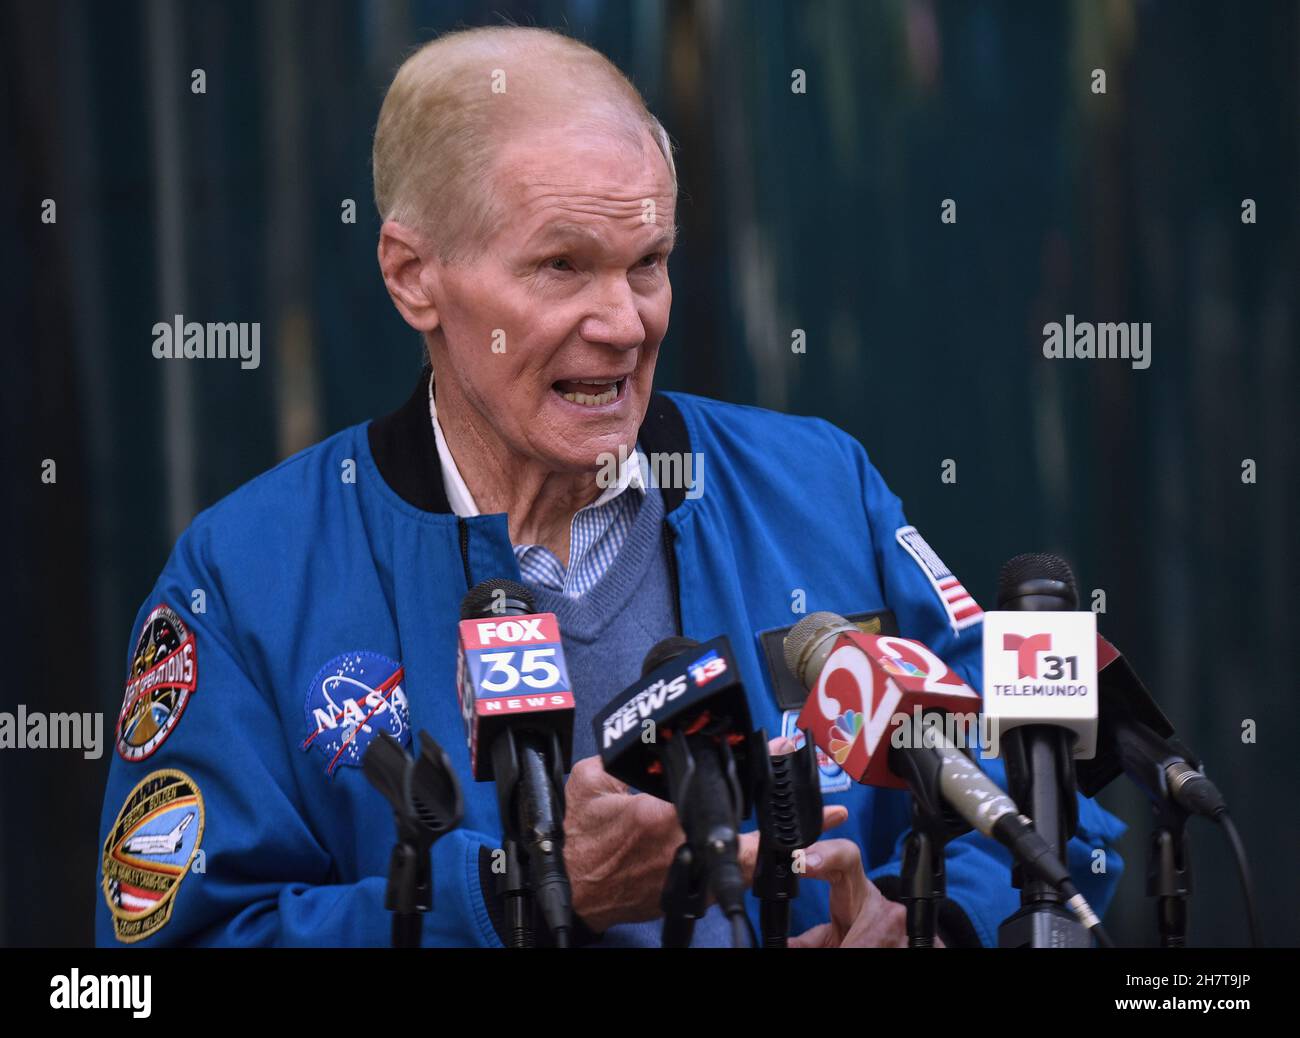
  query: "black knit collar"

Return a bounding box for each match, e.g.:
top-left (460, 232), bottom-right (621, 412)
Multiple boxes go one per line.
top-left (367, 366), bottom-right (693, 516)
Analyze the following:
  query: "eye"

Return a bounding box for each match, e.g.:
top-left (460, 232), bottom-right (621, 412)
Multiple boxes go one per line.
top-left (636, 253), bottom-right (663, 270)
top-left (545, 256), bottom-right (574, 272)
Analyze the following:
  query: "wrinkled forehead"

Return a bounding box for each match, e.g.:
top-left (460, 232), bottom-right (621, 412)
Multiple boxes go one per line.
top-left (484, 116), bottom-right (676, 236)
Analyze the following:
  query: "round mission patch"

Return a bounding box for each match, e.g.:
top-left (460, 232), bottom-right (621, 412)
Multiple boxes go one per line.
top-left (116, 603), bottom-right (198, 762)
top-left (101, 768), bottom-right (205, 944)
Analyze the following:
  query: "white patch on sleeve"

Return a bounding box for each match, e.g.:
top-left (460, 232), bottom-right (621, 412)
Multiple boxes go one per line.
top-left (895, 525), bottom-right (984, 633)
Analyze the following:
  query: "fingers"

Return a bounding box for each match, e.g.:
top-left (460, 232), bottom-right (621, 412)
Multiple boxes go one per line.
top-left (789, 922), bottom-right (833, 949)
top-left (821, 804), bottom-right (849, 833)
top-left (629, 790), bottom-right (681, 836)
top-left (801, 838), bottom-right (870, 937)
top-left (844, 890), bottom-right (909, 948)
top-left (737, 830), bottom-right (759, 884)
top-left (800, 838), bottom-right (864, 883)
top-left (737, 801), bottom-right (846, 886)
top-left (567, 754), bottom-right (629, 797)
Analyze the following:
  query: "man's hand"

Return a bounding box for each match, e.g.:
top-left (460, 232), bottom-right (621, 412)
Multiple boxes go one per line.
top-left (790, 838), bottom-right (944, 948)
top-left (563, 741), bottom-right (848, 933)
top-left (563, 755), bottom-right (683, 931)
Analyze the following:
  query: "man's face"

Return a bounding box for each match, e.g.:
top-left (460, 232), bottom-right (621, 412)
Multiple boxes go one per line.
top-left (430, 121), bottom-right (675, 473)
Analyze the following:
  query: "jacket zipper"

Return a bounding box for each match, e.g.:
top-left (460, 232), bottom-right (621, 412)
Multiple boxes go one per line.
top-left (458, 518), bottom-right (473, 590)
top-left (662, 522), bottom-right (683, 635)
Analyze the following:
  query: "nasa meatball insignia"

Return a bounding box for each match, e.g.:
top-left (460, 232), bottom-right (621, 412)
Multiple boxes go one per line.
top-left (300, 651), bottom-right (411, 777)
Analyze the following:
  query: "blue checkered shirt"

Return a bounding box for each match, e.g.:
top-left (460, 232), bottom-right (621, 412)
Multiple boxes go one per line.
top-left (429, 377), bottom-right (646, 598)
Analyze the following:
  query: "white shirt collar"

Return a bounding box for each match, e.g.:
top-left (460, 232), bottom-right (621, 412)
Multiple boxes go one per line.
top-left (427, 372), bottom-right (645, 519)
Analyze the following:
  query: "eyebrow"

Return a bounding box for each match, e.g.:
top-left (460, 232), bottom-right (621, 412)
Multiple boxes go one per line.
top-left (527, 220), bottom-right (677, 255)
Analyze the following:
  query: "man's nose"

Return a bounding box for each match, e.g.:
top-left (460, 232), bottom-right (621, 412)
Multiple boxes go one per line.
top-left (580, 276), bottom-right (645, 350)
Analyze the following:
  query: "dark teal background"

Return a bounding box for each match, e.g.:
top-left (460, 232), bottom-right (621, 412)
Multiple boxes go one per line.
top-left (2, 0), bottom-right (1296, 947)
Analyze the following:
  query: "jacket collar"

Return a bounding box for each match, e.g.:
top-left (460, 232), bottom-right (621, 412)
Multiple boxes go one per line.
top-left (367, 366), bottom-right (692, 516)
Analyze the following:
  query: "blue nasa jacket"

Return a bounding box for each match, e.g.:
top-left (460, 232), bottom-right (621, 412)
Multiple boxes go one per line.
top-left (95, 374), bottom-right (1125, 947)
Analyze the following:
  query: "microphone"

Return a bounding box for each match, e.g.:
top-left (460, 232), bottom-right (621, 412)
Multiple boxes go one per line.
top-left (981, 553), bottom-right (1101, 948)
top-left (457, 578), bottom-right (574, 947)
top-left (593, 635), bottom-right (753, 947)
top-left (783, 612), bottom-right (983, 789)
top-left (1079, 635), bottom-right (1225, 818)
top-left (784, 611), bottom-right (1112, 947)
top-left (1079, 634), bottom-right (1258, 947)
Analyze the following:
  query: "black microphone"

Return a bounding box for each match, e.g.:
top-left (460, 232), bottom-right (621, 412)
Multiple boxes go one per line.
top-left (593, 635), bottom-right (753, 947)
top-left (991, 552), bottom-right (1094, 948)
top-left (458, 578), bottom-right (574, 947)
top-left (1079, 635), bottom-right (1226, 818)
top-left (1078, 634), bottom-right (1259, 947)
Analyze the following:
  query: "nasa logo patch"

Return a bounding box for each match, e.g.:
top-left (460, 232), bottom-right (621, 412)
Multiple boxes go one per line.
top-left (101, 768), bottom-right (205, 943)
top-left (301, 651), bottom-right (410, 777)
top-left (116, 603), bottom-right (198, 763)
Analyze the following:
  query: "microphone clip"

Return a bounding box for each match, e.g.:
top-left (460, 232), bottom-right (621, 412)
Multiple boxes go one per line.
top-left (363, 730), bottom-right (464, 948)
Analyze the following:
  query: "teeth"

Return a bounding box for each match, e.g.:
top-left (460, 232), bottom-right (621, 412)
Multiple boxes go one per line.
top-left (562, 386), bottom-right (618, 406)
top-left (559, 378), bottom-right (620, 406)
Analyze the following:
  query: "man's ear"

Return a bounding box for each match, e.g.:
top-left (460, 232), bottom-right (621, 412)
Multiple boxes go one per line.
top-left (378, 220), bottom-right (442, 332)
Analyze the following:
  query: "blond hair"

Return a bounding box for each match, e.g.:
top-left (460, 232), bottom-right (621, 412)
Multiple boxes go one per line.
top-left (373, 26), bottom-right (676, 261)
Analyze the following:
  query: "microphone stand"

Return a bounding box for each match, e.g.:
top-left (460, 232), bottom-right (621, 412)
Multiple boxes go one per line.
top-left (998, 725), bottom-right (1092, 947)
top-left (1148, 798), bottom-right (1192, 947)
top-left (750, 730), bottom-right (823, 948)
top-left (660, 842), bottom-right (710, 947)
top-left (659, 728), bottom-right (749, 948)
top-left (891, 734), bottom-right (972, 948)
top-left (491, 727), bottom-right (573, 948)
top-left (362, 731), bottom-right (463, 949)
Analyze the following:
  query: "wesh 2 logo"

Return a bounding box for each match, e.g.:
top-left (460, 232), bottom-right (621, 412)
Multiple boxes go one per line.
top-left (1002, 633), bottom-right (1080, 680)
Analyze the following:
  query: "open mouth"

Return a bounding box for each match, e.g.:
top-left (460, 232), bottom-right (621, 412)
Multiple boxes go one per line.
top-left (552, 377), bottom-right (626, 407)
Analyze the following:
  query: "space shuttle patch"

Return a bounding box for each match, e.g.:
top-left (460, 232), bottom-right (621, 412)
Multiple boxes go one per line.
top-left (101, 769), bottom-right (206, 943)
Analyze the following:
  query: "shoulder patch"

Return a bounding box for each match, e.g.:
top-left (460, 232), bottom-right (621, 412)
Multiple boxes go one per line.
top-left (116, 603), bottom-right (198, 762)
top-left (300, 652), bottom-right (410, 777)
top-left (894, 526), bottom-right (983, 633)
top-left (101, 768), bottom-right (206, 943)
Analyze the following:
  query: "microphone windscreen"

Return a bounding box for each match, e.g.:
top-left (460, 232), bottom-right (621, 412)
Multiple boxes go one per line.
top-left (783, 611), bottom-right (852, 685)
top-left (996, 553), bottom-right (1079, 610)
top-left (460, 578), bottom-right (536, 620)
top-left (641, 636), bottom-right (701, 676)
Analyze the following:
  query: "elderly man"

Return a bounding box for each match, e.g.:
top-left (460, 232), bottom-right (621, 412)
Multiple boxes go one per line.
top-left (96, 26), bottom-right (1123, 948)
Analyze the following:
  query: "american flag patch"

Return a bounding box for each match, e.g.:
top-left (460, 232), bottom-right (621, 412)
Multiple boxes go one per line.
top-left (895, 526), bottom-right (983, 633)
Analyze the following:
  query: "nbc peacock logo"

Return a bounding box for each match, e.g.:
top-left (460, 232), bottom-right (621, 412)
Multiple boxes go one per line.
top-left (828, 709), bottom-right (863, 765)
